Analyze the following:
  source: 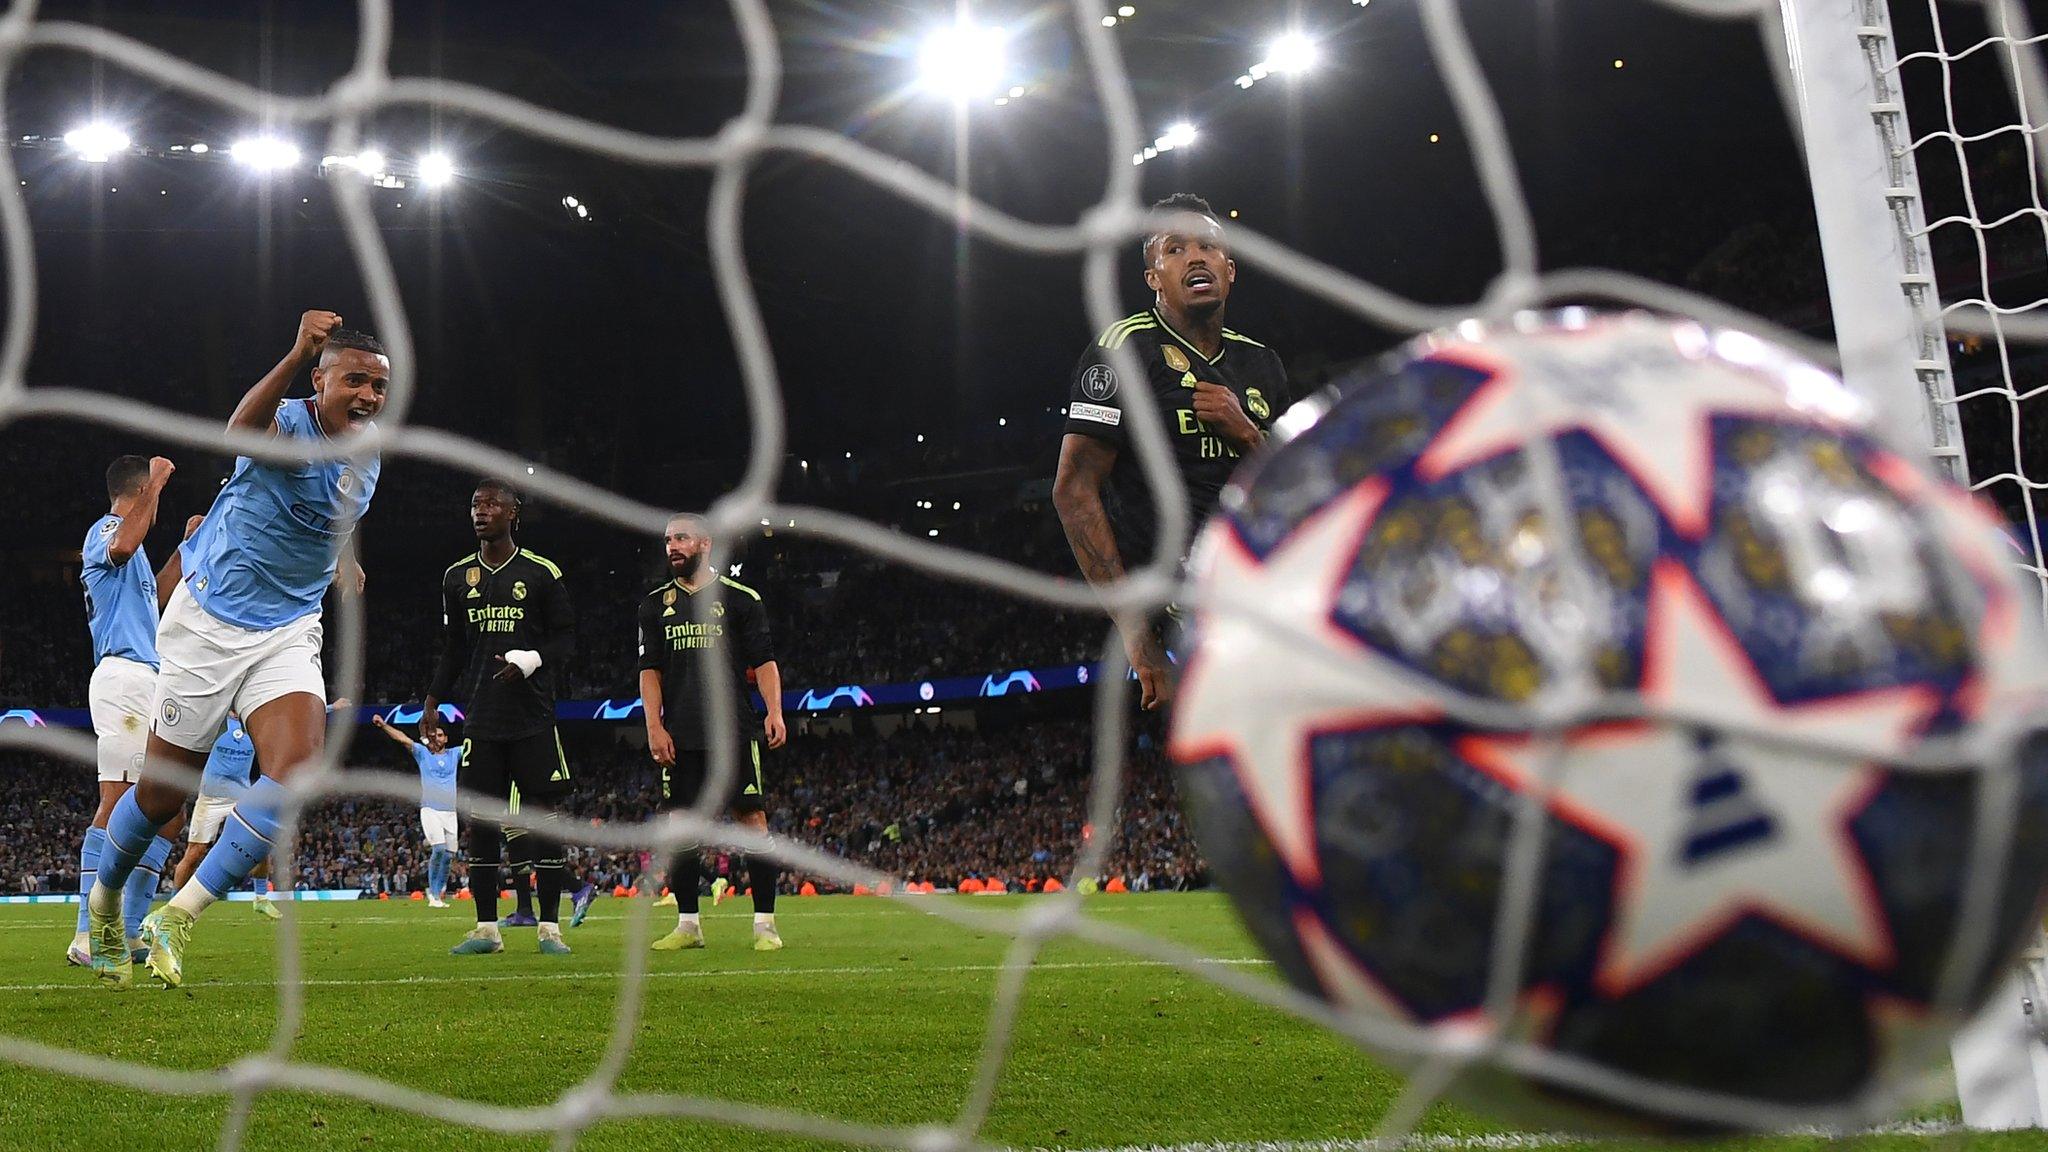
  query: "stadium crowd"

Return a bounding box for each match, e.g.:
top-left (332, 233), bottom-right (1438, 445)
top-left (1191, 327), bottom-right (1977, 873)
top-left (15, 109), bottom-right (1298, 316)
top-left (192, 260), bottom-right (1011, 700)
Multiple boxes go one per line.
top-left (0, 717), bottom-right (1204, 898)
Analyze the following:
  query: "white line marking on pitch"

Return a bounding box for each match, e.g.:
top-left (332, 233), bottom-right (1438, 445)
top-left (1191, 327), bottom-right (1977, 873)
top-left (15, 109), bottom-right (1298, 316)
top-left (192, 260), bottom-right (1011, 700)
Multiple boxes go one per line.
top-left (0, 956), bottom-right (1270, 994)
top-left (1055, 1120), bottom-right (1965, 1152)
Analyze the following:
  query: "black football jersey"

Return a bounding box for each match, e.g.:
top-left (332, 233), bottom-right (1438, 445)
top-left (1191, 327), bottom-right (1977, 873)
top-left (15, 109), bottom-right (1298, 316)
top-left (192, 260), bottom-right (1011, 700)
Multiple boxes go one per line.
top-left (1063, 308), bottom-right (1291, 564)
top-left (427, 548), bottom-right (575, 741)
top-left (636, 575), bottom-right (775, 750)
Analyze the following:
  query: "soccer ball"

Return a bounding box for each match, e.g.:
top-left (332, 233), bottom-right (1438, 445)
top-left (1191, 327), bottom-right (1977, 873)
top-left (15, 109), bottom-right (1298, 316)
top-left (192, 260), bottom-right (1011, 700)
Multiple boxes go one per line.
top-left (1169, 311), bottom-right (2048, 1131)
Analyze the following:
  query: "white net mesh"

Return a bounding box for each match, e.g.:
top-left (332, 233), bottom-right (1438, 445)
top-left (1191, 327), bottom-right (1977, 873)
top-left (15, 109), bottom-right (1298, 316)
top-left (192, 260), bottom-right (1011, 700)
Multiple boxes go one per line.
top-left (1889, 0), bottom-right (2048, 603)
top-left (0, 0), bottom-right (2040, 1148)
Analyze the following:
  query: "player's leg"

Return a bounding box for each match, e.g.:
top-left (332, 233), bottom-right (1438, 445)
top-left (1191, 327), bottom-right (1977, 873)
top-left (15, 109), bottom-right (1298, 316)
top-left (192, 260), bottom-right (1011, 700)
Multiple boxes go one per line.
top-left (733, 741), bottom-right (782, 951)
top-left (90, 587), bottom-right (249, 984)
top-left (120, 805), bottom-right (182, 956)
top-left (501, 824), bottom-right (536, 927)
top-left (73, 656), bottom-right (152, 963)
top-left (421, 807), bottom-right (455, 906)
top-left (453, 738), bottom-right (511, 954)
top-left (528, 725), bottom-right (577, 951)
top-left (511, 729), bottom-right (573, 954)
top-left (652, 749), bottom-right (707, 951)
top-left (86, 734), bottom-right (206, 986)
top-left (250, 856), bottom-right (280, 919)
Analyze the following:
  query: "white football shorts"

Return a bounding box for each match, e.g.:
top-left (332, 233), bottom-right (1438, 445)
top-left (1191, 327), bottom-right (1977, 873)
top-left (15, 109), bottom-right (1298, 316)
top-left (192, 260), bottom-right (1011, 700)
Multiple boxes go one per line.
top-left (188, 790), bottom-right (238, 844)
top-left (151, 582), bottom-right (325, 754)
top-left (420, 807), bottom-right (458, 850)
top-left (87, 655), bottom-right (155, 783)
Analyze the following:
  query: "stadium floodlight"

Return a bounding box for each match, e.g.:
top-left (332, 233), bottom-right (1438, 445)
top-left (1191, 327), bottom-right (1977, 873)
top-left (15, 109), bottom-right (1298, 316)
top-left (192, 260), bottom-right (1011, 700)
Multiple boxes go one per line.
top-left (1159, 121), bottom-right (1198, 150)
top-left (187, 141), bottom-right (209, 154)
top-left (230, 135), bottom-right (300, 171)
top-left (62, 122), bottom-right (130, 163)
top-left (351, 149), bottom-right (386, 176)
top-left (917, 22), bottom-right (1007, 103)
top-left (418, 152), bottom-right (456, 188)
top-left (1118, 4), bottom-right (1136, 15)
top-left (1265, 32), bottom-right (1319, 74)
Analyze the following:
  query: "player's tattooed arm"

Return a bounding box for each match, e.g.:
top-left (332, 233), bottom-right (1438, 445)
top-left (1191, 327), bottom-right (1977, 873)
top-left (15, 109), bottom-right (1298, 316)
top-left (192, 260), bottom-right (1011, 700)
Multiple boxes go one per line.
top-left (228, 309), bottom-right (342, 434)
top-left (1054, 433), bottom-right (1172, 709)
top-left (1053, 433), bottom-right (1128, 588)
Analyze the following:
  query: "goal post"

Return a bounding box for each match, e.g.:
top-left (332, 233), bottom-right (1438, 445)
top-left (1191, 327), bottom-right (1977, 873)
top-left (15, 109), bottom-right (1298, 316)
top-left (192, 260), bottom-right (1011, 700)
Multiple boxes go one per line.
top-left (1783, 0), bottom-right (2048, 1128)
top-left (1778, 0), bottom-right (1971, 484)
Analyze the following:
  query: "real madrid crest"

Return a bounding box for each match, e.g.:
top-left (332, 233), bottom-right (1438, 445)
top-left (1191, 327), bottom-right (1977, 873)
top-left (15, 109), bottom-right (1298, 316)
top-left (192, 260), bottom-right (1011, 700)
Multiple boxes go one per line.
top-left (712, 601), bottom-right (726, 617)
top-left (1163, 345), bottom-right (1190, 373)
top-left (1246, 388), bottom-right (1271, 420)
top-left (465, 567), bottom-right (481, 588)
top-left (512, 580), bottom-right (528, 601)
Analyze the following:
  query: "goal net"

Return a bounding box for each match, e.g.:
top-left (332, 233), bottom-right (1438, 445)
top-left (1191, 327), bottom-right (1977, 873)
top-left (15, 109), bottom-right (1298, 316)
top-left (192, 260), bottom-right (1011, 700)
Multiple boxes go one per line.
top-left (0, 0), bottom-right (2041, 1148)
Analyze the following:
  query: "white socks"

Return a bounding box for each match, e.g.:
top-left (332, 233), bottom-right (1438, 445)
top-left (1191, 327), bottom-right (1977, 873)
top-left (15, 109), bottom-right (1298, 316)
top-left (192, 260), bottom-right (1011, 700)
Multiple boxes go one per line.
top-left (754, 913), bottom-right (775, 928)
top-left (168, 882), bottom-right (219, 917)
top-left (87, 879), bottom-right (122, 918)
top-left (678, 912), bottom-right (701, 929)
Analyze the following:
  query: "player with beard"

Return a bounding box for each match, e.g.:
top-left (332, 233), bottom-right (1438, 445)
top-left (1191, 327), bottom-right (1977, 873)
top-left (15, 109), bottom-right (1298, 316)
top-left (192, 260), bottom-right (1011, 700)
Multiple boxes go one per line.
top-left (421, 479), bottom-right (578, 956)
top-left (1052, 193), bottom-right (1292, 711)
top-left (637, 513), bottom-right (787, 950)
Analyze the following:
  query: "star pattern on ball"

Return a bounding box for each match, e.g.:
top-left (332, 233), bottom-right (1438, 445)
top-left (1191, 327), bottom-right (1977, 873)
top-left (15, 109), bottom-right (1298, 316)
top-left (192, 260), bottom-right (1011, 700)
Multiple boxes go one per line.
top-left (1416, 331), bottom-right (1812, 538)
top-left (1459, 561), bottom-right (1938, 997)
top-left (1169, 479), bottom-right (1441, 886)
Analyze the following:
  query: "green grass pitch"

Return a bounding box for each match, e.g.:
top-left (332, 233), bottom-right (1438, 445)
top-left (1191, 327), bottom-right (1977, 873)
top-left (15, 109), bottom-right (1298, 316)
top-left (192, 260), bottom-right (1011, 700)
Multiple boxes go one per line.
top-left (0, 892), bottom-right (2025, 1151)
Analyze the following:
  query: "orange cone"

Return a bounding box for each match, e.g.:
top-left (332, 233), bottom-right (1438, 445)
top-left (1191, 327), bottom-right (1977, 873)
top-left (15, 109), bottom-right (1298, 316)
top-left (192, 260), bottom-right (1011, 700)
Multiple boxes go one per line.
top-left (378, 892), bottom-right (390, 900)
top-left (986, 878), bottom-right (1008, 894)
top-left (409, 891), bottom-right (424, 901)
top-left (852, 883), bottom-right (872, 896)
top-left (959, 877), bottom-right (985, 894)
top-left (612, 885), bottom-right (629, 898)
top-left (1043, 878), bottom-right (1065, 894)
top-left (799, 882), bottom-right (818, 897)
top-left (1104, 877), bottom-right (1128, 893)
top-left (455, 889), bottom-right (472, 901)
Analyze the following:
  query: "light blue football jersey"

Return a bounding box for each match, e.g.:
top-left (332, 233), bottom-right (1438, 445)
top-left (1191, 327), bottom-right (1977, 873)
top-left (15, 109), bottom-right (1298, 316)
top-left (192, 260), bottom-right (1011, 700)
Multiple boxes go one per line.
top-left (411, 744), bottom-right (460, 813)
top-left (181, 397), bottom-right (379, 631)
top-left (80, 513), bottom-right (159, 669)
top-left (200, 716), bottom-right (257, 797)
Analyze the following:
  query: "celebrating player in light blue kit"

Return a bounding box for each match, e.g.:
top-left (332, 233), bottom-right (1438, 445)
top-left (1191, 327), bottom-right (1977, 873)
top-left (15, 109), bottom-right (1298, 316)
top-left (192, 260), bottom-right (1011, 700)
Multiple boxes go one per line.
top-left (85, 310), bottom-right (387, 988)
top-left (370, 714), bottom-right (461, 907)
top-left (68, 457), bottom-right (191, 967)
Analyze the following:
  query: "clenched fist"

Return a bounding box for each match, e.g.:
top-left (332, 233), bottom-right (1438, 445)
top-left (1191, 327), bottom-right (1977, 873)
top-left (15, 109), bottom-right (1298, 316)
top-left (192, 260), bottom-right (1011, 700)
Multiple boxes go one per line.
top-left (295, 310), bottom-right (344, 359)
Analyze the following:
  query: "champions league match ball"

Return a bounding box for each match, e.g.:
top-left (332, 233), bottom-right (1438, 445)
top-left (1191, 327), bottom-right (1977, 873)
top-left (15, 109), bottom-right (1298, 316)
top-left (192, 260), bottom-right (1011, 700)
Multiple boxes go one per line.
top-left (1168, 311), bottom-right (2048, 1131)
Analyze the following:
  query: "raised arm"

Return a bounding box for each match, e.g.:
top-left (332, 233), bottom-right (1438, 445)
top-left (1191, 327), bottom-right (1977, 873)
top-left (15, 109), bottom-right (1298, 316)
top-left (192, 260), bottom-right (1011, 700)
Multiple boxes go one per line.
top-left (107, 457), bottom-right (174, 567)
top-left (370, 714), bottom-right (416, 751)
top-left (228, 310), bottom-right (342, 434)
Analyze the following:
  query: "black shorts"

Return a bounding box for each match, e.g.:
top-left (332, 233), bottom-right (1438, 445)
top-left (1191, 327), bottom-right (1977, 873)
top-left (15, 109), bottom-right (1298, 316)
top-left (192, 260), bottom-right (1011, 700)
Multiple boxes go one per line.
top-left (461, 729), bottom-right (571, 814)
top-left (661, 740), bottom-right (764, 815)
